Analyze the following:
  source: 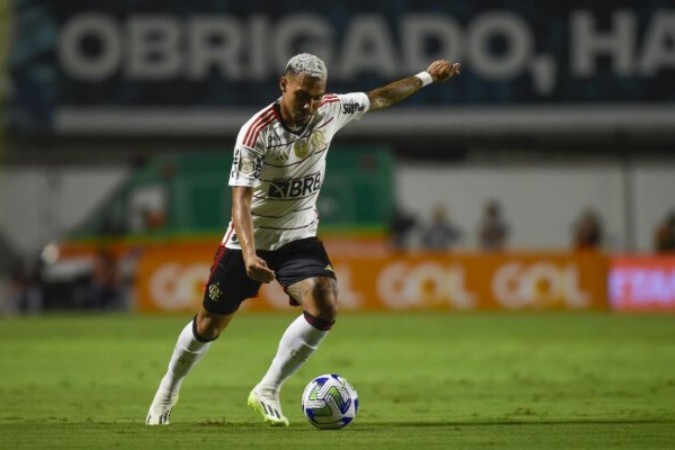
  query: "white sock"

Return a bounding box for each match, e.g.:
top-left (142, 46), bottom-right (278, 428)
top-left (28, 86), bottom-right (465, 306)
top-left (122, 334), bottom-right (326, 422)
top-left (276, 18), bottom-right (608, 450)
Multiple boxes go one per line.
top-left (257, 314), bottom-right (329, 394)
top-left (157, 319), bottom-right (212, 398)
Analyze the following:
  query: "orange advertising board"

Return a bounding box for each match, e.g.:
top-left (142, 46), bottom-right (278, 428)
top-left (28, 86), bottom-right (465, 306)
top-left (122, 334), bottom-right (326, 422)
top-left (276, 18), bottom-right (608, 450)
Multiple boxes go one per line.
top-left (134, 244), bottom-right (608, 312)
top-left (609, 255), bottom-right (675, 311)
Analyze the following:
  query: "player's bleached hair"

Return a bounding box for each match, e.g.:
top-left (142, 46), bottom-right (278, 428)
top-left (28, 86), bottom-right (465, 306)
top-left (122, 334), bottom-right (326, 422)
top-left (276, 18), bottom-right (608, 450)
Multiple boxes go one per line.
top-left (285, 53), bottom-right (327, 80)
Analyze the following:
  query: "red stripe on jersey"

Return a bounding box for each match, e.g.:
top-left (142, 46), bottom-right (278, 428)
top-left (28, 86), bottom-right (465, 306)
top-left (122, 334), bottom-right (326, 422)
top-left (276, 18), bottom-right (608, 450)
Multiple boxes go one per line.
top-left (320, 94), bottom-right (339, 107)
top-left (243, 106), bottom-right (274, 147)
top-left (243, 109), bottom-right (273, 145)
top-left (271, 105), bottom-right (282, 121)
top-left (244, 111), bottom-right (275, 148)
top-left (243, 113), bottom-right (275, 148)
top-left (243, 105), bottom-right (274, 140)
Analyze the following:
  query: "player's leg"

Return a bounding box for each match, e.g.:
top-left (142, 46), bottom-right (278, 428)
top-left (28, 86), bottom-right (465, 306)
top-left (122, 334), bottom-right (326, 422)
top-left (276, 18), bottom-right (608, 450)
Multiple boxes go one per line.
top-left (248, 276), bottom-right (338, 426)
top-left (146, 308), bottom-right (234, 425)
top-left (146, 245), bottom-right (258, 425)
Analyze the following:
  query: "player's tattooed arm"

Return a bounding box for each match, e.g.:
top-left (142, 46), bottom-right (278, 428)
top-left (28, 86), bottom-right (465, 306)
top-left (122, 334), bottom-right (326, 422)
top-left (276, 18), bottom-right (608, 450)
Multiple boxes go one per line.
top-left (232, 186), bottom-right (275, 283)
top-left (367, 60), bottom-right (460, 111)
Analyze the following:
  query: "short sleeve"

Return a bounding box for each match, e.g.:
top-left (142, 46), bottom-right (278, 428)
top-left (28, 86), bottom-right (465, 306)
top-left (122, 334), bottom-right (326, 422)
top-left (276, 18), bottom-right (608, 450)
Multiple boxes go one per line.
top-left (229, 125), bottom-right (265, 187)
top-left (331, 92), bottom-right (370, 131)
top-left (229, 146), bottom-right (264, 187)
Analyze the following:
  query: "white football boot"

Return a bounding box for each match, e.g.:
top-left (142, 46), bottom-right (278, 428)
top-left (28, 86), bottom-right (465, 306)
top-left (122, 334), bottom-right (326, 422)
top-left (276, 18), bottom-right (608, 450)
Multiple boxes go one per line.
top-left (145, 389), bottom-right (178, 425)
top-left (247, 386), bottom-right (289, 426)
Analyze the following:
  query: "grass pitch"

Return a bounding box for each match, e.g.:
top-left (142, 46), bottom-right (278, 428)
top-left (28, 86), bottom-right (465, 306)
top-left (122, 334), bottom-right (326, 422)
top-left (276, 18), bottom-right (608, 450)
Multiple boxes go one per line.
top-left (0, 312), bottom-right (674, 449)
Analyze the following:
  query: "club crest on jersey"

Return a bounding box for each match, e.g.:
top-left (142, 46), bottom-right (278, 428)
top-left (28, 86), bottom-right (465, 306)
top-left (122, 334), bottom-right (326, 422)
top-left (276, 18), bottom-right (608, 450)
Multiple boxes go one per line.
top-left (310, 130), bottom-right (327, 152)
top-left (293, 138), bottom-right (310, 159)
top-left (268, 172), bottom-right (322, 199)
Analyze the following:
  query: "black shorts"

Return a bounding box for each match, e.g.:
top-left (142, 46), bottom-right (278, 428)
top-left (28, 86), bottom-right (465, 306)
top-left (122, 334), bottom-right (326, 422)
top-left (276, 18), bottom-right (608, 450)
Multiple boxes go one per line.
top-left (202, 237), bottom-right (337, 315)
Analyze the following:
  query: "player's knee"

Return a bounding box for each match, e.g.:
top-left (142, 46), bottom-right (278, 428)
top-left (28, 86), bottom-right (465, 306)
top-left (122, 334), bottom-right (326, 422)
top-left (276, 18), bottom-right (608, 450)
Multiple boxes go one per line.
top-left (194, 309), bottom-right (232, 341)
top-left (311, 278), bottom-right (339, 321)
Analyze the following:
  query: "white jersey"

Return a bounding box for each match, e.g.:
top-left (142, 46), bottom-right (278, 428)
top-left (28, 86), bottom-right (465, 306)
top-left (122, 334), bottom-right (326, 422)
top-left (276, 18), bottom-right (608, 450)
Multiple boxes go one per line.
top-left (222, 92), bottom-right (370, 251)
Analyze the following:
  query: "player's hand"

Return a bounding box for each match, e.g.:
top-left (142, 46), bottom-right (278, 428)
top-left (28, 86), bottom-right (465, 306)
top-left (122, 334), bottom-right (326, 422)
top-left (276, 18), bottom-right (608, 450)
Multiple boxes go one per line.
top-left (245, 255), bottom-right (276, 283)
top-left (426, 60), bottom-right (461, 83)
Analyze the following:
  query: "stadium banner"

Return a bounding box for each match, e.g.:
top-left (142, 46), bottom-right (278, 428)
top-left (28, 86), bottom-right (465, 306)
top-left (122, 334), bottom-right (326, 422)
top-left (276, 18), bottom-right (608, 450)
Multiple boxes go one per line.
top-left (609, 255), bottom-right (675, 312)
top-left (134, 245), bottom-right (608, 312)
top-left (8, 1), bottom-right (675, 135)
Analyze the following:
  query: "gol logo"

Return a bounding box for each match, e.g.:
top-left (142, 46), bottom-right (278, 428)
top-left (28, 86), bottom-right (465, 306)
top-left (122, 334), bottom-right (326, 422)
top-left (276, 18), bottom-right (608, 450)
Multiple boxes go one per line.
top-left (492, 262), bottom-right (590, 309)
top-left (148, 263), bottom-right (211, 310)
top-left (377, 262), bottom-right (476, 309)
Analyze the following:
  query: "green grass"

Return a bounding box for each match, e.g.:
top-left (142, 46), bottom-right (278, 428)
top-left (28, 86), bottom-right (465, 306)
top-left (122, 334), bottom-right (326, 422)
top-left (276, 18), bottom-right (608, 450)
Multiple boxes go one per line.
top-left (1, 312), bottom-right (674, 449)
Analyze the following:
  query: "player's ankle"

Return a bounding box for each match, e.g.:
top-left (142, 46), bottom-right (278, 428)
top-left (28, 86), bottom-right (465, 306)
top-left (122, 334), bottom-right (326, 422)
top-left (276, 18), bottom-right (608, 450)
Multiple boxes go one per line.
top-left (255, 384), bottom-right (280, 396)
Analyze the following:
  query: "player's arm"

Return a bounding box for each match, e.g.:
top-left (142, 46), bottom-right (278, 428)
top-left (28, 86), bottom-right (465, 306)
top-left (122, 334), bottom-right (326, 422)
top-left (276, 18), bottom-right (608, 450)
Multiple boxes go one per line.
top-left (231, 186), bottom-right (275, 283)
top-left (367, 60), bottom-right (461, 111)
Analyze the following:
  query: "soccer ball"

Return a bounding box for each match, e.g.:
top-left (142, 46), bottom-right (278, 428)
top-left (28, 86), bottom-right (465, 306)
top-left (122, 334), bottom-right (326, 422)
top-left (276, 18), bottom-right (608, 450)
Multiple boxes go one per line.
top-left (301, 374), bottom-right (359, 430)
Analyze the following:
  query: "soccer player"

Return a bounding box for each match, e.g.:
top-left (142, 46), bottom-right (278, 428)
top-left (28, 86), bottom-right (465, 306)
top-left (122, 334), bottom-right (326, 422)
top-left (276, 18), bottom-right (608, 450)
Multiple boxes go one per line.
top-left (146, 53), bottom-right (461, 426)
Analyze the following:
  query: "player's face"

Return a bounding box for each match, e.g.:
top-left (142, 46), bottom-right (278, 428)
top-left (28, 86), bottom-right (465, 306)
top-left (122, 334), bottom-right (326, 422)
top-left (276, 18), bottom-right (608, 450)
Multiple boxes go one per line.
top-left (279, 73), bottom-right (326, 128)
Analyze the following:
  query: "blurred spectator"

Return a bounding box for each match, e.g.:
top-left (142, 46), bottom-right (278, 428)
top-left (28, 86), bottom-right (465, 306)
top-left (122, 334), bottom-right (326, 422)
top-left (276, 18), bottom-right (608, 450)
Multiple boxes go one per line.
top-left (389, 205), bottom-right (417, 251)
top-left (6, 257), bottom-right (43, 315)
top-left (421, 205), bottom-right (462, 250)
top-left (0, 228), bottom-right (17, 276)
top-left (89, 249), bottom-right (121, 310)
top-left (653, 211), bottom-right (675, 253)
top-left (478, 199), bottom-right (509, 251)
top-left (572, 208), bottom-right (604, 251)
